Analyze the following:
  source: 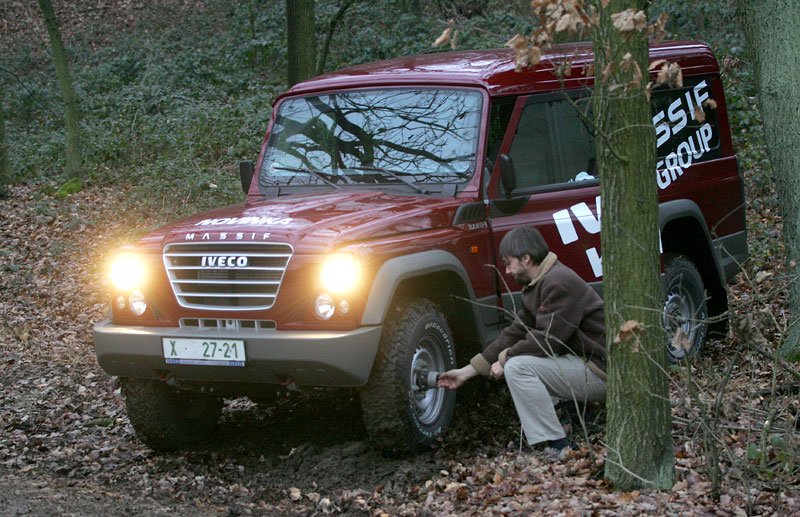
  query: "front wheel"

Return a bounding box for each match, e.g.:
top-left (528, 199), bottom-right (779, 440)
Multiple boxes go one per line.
top-left (360, 299), bottom-right (457, 456)
top-left (121, 378), bottom-right (223, 451)
top-left (663, 256), bottom-right (708, 361)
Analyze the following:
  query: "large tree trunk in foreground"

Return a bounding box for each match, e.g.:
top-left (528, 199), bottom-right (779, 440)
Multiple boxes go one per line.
top-left (286, 0), bottom-right (317, 86)
top-left (739, 0), bottom-right (800, 361)
top-left (592, 0), bottom-right (675, 489)
top-left (37, 0), bottom-right (82, 181)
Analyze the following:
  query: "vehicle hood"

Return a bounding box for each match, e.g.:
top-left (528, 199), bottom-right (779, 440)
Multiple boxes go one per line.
top-left (138, 191), bottom-right (467, 253)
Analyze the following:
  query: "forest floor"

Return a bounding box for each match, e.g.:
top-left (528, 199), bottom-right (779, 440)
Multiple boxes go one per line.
top-left (0, 178), bottom-right (798, 516)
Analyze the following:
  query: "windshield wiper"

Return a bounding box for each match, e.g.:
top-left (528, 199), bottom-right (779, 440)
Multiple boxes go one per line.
top-left (351, 166), bottom-right (430, 194)
top-left (272, 166), bottom-right (345, 190)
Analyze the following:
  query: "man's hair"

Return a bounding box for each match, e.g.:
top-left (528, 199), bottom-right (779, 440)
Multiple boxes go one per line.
top-left (499, 226), bottom-right (549, 265)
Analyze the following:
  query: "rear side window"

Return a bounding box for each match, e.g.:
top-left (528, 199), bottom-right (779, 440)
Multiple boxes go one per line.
top-left (501, 75), bottom-right (720, 192)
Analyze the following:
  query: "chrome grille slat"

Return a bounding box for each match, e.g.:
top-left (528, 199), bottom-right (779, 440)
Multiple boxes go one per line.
top-left (172, 279), bottom-right (282, 285)
top-left (163, 242), bottom-right (293, 310)
top-left (175, 292), bottom-right (279, 298)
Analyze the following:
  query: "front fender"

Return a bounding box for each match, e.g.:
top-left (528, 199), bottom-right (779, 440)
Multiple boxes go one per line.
top-left (360, 250), bottom-right (477, 326)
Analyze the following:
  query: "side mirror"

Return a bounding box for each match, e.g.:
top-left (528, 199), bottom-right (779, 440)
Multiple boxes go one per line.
top-left (498, 154), bottom-right (516, 199)
top-left (239, 160), bottom-right (254, 194)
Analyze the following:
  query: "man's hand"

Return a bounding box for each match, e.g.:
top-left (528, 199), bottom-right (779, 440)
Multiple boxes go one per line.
top-left (490, 361), bottom-right (504, 380)
top-left (437, 364), bottom-right (478, 390)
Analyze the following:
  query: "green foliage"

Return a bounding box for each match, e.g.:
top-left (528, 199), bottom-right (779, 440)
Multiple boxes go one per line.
top-left (55, 177), bottom-right (82, 199)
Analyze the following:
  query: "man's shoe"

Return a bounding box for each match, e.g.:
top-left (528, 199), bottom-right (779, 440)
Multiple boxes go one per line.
top-left (538, 446), bottom-right (569, 461)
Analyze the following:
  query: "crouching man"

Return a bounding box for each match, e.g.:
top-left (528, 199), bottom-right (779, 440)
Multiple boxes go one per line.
top-left (438, 226), bottom-right (606, 455)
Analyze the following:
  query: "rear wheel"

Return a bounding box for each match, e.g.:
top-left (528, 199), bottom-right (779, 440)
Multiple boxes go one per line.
top-left (121, 378), bottom-right (223, 451)
top-left (663, 256), bottom-right (708, 361)
top-left (360, 299), bottom-right (457, 456)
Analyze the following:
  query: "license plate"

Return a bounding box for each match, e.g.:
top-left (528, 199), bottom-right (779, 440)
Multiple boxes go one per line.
top-left (162, 338), bottom-right (246, 367)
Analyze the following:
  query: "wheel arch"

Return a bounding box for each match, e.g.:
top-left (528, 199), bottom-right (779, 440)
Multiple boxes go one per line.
top-left (361, 250), bottom-right (485, 354)
top-left (659, 200), bottom-right (728, 327)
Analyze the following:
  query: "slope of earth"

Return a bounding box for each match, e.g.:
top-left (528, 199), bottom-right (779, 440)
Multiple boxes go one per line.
top-left (0, 183), bottom-right (797, 516)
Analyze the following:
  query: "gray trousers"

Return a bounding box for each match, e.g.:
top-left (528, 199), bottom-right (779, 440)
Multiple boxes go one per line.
top-left (504, 354), bottom-right (606, 446)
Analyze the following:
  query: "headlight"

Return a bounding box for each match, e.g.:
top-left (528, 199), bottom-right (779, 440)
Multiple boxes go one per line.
top-left (320, 254), bottom-right (361, 294)
top-left (109, 253), bottom-right (146, 291)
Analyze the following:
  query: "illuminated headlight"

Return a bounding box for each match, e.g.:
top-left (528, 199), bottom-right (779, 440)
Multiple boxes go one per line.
top-left (314, 293), bottom-right (335, 320)
top-left (320, 254), bottom-right (361, 294)
top-left (129, 290), bottom-right (148, 316)
top-left (109, 253), bottom-right (146, 291)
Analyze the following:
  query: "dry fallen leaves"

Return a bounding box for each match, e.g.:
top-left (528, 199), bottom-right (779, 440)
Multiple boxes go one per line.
top-left (614, 320), bottom-right (643, 345)
top-left (611, 8), bottom-right (647, 33)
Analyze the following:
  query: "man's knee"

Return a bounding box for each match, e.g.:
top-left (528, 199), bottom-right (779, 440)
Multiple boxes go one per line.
top-left (504, 355), bottom-right (546, 380)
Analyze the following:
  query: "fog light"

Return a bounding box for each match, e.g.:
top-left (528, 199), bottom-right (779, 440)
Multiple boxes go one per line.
top-left (129, 290), bottom-right (148, 316)
top-left (339, 300), bottom-right (350, 314)
top-left (314, 293), bottom-right (335, 320)
top-left (115, 296), bottom-right (126, 310)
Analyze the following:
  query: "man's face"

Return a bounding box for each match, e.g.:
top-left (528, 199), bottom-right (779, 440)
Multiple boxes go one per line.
top-left (504, 255), bottom-right (531, 285)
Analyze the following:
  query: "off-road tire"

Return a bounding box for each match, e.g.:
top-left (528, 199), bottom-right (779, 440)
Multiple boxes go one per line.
top-left (360, 299), bottom-right (457, 457)
top-left (121, 378), bottom-right (223, 451)
top-left (663, 255), bottom-right (708, 361)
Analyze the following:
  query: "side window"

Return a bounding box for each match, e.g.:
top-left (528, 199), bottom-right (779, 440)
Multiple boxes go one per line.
top-left (508, 101), bottom-right (555, 188)
top-left (651, 77), bottom-right (720, 161)
top-left (507, 96), bottom-right (596, 190)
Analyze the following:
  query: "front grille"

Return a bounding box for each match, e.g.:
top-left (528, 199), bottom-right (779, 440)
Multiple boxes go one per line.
top-left (163, 242), bottom-right (293, 310)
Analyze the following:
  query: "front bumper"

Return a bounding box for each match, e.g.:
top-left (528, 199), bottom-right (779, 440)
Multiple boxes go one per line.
top-left (93, 320), bottom-right (382, 387)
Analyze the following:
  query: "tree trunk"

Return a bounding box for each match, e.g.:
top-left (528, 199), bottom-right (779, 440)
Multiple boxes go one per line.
top-left (286, 0), bottom-right (317, 86)
top-left (591, 0), bottom-right (675, 489)
top-left (739, 0), bottom-right (800, 361)
top-left (37, 0), bottom-right (81, 181)
top-left (0, 84), bottom-right (10, 196)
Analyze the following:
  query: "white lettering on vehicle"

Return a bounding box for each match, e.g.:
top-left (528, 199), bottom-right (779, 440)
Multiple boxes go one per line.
top-left (194, 216), bottom-right (293, 226)
top-left (200, 256), bottom-right (249, 268)
top-left (554, 196), bottom-right (603, 279)
top-left (652, 80), bottom-right (715, 190)
top-left (552, 196), bottom-right (663, 280)
top-left (656, 122), bottom-right (713, 189)
top-left (184, 232), bottom-right (271, 241)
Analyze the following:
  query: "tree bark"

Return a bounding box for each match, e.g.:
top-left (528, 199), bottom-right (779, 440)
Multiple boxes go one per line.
top-left (591, 0), bottom-right (675, 489)
top-left (37, 0), bottom-right (82, 181)
top-left (286, 0), bottom-right (317, 86)
top-left (0, 84), bottom-right (10, 196)
top-left (739, 0), bottom-right (800, 361)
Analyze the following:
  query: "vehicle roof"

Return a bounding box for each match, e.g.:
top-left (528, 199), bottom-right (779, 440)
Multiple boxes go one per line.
top-left (282, 40), bottom-right (718, 99)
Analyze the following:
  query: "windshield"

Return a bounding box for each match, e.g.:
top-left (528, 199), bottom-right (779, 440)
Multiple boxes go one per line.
top-left (259, 88), bottom-right (483, 190)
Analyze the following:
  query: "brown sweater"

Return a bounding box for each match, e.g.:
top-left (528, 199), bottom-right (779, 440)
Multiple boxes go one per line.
top-left (470, 253), bottom-right (606, 379)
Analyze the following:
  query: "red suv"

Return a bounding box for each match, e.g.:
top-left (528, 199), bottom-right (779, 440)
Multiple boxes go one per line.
top-left (94, 41), bottom-right (747, 455)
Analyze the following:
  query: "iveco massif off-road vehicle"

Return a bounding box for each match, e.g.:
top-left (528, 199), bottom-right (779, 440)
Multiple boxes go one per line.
top-left (95, 41), bottom-right (747, 454)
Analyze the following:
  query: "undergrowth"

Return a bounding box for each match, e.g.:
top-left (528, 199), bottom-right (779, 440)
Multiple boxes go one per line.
top-left (1, 1), bottom-right (763, 221)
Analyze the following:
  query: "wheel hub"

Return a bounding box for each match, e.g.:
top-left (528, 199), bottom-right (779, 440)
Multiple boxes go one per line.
top-left (409, 338), bottom-right (446, 426)
top-left (664, 290), bottom-right (695, 355)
